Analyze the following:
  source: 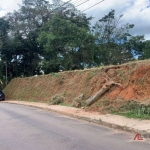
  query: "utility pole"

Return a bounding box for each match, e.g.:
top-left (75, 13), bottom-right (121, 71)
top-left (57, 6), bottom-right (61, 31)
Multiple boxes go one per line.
top-left (5, 61), bottom-right (7, 86)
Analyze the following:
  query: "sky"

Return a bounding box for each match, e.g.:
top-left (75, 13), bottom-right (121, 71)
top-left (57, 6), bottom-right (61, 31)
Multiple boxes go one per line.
top-left (0, 0), bottom-right (150, 39)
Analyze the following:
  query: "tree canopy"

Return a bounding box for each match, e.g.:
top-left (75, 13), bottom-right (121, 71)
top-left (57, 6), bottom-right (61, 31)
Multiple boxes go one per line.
top-left (0, 1), bottom-right (149, 86)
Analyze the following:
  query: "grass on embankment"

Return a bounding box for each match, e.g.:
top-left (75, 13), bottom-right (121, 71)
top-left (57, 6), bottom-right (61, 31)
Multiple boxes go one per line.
top-left (111, 101), bottom-right (150, 119)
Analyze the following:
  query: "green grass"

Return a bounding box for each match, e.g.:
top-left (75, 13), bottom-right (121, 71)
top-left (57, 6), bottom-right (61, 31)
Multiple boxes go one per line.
top-left (119, 111), bottom-right (150, 119)
top-left (50, 72), bottom-right (60, 78)
top-left (111, 101), bottom-right (150, 119)
top-left (86, 71), bottom-right (96, 82)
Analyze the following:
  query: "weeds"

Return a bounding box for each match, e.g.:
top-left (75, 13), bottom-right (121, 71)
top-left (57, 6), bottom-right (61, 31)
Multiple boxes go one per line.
top-left (28, 99), bottom-right (37, 102)
top-left (116, 70), bottom-right (124, 76)
top-left (101, 99), bottom-right (110, 106)
top-left (86, 71), bottom-right (95, 82)
top-left (49, 72), bottom-right (64, 84)
top-left (111, 101), bottom-right (150, 119)
top-left (99, 118), bottom-right (102, 122)
top-left (57, 77), bottom-right (63, 85)
top-left (139, 74), bottom-right (148, 85)
top-left (59, 102), bottom-right (70, 106)
top-left (50, 72), bottom-right (60, 78)
top-left (115, 69), bottom-right (129, 83)
top-left (48, 94), bottom-right (65, 105)
top-left (71, 94), bottom-right (85, 108)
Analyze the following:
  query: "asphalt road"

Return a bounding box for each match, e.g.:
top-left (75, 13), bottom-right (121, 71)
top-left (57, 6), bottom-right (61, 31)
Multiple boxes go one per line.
top-left (0, 103), bottom-right (150, 150)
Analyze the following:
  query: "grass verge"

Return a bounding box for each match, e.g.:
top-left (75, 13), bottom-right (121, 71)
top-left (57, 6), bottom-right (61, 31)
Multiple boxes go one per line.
top-left (111, 101), bottom-right (150, 119)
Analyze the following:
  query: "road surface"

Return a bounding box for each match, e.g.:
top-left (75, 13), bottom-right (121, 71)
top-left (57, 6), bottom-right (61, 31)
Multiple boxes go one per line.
top-left (0, 103), bottom-right (150, 150)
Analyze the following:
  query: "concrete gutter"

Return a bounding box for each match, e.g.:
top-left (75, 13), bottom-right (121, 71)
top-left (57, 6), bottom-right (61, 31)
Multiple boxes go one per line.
top-left (3, 100), bottom-right (150, 139)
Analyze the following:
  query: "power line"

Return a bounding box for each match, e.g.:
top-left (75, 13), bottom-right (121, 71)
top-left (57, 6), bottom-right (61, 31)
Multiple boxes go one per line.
top-left (82, 0), bottom-right (105, 12)
top-left (61, 0), bottom-right (72, 7)
top-left (72, 0), bottom-right (81, 4)
top-left (72, 0), bottom-right (85, 5)
top-left (73, 0), bottom-right (81, 3)
top-left (75, 0), bottom-right (89, 7)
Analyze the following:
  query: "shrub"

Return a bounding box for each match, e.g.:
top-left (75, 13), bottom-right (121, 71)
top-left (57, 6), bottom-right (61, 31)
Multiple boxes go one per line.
top-left (48, 94), bottom-right (65, 105)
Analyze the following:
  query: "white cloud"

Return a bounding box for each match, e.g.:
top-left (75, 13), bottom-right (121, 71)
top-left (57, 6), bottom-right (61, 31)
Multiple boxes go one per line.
top-left (0, 0), bottom-right (22, 17)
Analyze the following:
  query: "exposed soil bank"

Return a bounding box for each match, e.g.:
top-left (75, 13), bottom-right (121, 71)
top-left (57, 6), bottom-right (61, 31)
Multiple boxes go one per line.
top-left (3, 60), bottom-right (150, 112)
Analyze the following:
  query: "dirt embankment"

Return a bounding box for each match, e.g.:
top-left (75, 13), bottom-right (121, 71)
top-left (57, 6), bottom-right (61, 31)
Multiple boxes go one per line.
top-left (3, 60), bottom-right (150, 112)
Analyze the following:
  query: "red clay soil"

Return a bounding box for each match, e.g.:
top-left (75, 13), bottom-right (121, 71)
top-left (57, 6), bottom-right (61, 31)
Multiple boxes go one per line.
top-left (3, 60), bottom-right (150, 112)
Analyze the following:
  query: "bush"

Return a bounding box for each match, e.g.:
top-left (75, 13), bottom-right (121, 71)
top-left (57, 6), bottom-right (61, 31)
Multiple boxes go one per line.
top-left (48, 94), bottom-right (65, 105)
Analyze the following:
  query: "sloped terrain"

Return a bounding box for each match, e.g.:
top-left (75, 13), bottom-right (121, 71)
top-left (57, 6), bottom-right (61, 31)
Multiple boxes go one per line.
top-left (3, 60), bottom-right (150, 113)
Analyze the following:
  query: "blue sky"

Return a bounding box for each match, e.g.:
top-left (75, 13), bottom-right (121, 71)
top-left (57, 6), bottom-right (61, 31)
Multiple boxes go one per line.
top-left (0, 0), bottom-right (150, 39)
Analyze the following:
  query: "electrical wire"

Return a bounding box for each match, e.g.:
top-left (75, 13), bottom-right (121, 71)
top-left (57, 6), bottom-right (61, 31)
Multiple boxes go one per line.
top-left (61, 0), bottom-right (72, 7)
top-left (75, 0), bottom-right (89, 7)
top-left (82, 0), bottom-right (105, 12)
top-left (72, 0), bottom-right (85, 5)
top-left (72, 0), bottom-right (81, 4)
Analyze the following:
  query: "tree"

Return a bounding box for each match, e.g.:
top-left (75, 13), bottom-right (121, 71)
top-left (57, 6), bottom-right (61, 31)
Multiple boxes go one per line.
top-left (92, 10), bottom-right (139, 65)
top-left (2, 0), bottom-right (94, 77)
top-left (140, 40), bottom-right (150, 59)
top-left (38, 14), bottom-right (95, 73)
top-left (0, 18), bottom-right (9, 38)
top-left (0, 18), bottom-right (10, 84)
top-left (1, 1), bottom-right (147, 81)
top-left (2, 0), bottom-right (53, 77)
top-left (0, 18), bottom-right (9, 50)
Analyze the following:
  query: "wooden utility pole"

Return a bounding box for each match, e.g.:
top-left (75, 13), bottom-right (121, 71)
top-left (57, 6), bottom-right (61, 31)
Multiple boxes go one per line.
top-left (5, 61), bottom-right (7, 86)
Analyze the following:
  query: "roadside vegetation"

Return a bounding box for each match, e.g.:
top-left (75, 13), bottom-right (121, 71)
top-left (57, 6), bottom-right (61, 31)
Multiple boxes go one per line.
top-left (111, 101), bottom-right (150, 120)
top-left (0, 0), bottom-right (149, 86)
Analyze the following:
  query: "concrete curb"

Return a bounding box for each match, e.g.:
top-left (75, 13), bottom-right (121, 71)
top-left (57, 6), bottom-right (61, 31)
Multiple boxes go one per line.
top-left (3, 101), bottom-right (150, 139)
